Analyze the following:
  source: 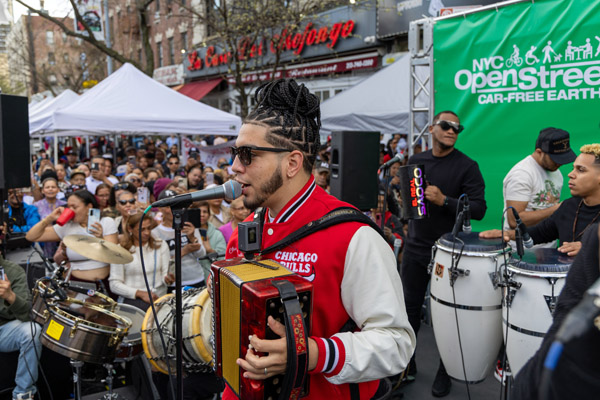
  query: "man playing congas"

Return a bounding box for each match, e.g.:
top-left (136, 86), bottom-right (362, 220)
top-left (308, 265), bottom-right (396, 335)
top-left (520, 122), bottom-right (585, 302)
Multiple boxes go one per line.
top-left (482, 144), bottom-right (600, 257)
top-left (224, 79), bottom-right (416, 399)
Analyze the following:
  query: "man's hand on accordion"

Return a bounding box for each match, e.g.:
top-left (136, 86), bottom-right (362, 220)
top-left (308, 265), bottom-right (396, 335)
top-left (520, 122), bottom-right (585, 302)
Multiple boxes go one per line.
top-left (236, 316), bottom-right (318, 379)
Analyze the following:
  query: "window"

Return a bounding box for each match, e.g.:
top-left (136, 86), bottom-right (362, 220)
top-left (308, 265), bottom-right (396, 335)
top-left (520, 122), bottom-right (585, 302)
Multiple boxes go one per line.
top-left (168, 37), bottom-right (174, 65)
top-left (138, 49), bottom-right (143, 64)
top-left (49, 74), bottom-right (57, 83)
top-left (46, 31), bottom-right (54, 45)
top-left (63, 53), bottom-right (69, 63)
top-left (157, 41), bottom-right (163, 67)
top-left (48, 52), bottom-right (55, 65)
top-left (62, 32), bottom-right (67, 42)
top-left (156, 0), bottom-right (160, 12)
top-left (180, 32), bottom-right (188, 53)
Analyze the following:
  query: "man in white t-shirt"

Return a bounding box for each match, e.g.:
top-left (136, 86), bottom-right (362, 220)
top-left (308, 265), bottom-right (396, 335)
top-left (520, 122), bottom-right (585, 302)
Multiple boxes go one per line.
top-left (503, 128), bottom-right (576, 244)
top-left (86, 155), bottom-right (119, 193)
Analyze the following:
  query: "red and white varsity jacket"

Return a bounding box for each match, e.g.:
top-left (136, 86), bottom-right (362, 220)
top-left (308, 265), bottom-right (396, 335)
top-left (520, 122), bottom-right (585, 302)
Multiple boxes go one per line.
top-left (223, 176), bottom-right (415, 399)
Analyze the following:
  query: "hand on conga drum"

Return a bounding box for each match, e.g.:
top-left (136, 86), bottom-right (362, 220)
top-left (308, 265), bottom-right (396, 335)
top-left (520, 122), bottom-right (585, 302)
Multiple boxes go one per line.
top-left (558, 241), bottom-right (581, 256)
top-left (479, 229), bottom-right (511, 242)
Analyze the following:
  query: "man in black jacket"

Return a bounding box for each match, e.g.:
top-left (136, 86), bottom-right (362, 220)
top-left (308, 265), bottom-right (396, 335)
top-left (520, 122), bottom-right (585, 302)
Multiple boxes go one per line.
top-left (400, 110), bottom-right (487, 397)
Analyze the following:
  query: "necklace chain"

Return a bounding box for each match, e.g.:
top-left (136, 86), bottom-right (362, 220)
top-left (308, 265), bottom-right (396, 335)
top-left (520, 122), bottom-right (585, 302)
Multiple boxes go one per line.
top-left (572, 199), bottom-right (600, 241)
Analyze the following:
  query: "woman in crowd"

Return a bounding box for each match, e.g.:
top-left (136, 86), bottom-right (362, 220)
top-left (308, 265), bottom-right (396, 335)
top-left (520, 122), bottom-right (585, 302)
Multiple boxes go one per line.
top-left (186, 165), bottom-right (203, 190)
top-left (218, 197), bottom-right (249, 244)
top-left (152, 190), bottom-right (207, 289)
top-left (196, 200), bottom-right (226, 279)
top-left (103, 181), bottom-right (136, 218)
top-left (109, 212), bottom-right (172, 310)
top-left (95, 183), bottom-right (111, 212)
top-left (206, 184), bottom-right (230, 228)
top-left (113, 191), bottom-right (139, 240)
top-left (143, 167), bottom-right (162, 183)
top-left (77, 163), bottom-right (91, 177)
top-left (25, 190), bottom-right (118, 296)
top-left (33, 177), bottom-right (67, 259)
top-left (55, 163), bottom-right (70, 192)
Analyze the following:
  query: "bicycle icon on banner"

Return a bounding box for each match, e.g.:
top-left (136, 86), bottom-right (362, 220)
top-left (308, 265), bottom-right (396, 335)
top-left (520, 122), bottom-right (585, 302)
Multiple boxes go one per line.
top-left (506, 45), bottom-right (523, 67)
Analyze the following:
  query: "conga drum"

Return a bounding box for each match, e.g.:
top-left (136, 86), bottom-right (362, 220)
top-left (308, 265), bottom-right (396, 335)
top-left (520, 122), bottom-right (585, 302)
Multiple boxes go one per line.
top-left (503, 248), bottom-right (571, 375)
top-left (430, 231), bottom-right (511, 382)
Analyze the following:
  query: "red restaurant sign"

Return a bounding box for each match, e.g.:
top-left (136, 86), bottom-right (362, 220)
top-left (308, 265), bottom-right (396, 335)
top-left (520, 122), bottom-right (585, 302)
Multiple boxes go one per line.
top-left (226, 55), bottom-right (378, 84)
top-left (187, 20), bottom-right (356, 72)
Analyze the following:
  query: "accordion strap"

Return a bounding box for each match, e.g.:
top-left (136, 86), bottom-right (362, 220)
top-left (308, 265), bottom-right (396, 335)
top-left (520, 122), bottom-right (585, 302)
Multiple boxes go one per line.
top-left (260, 207), bottom-right (385, 256)
top-left (273, 280), bottom-right (309, 400)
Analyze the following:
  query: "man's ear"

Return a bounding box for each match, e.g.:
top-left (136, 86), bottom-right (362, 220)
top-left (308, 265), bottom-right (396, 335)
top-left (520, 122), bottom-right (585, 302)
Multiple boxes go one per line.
top-left (285, 150), bottom-right (305, 179)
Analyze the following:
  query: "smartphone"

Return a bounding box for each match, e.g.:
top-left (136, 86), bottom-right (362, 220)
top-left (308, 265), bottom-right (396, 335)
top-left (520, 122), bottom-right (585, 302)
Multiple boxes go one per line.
top-left (0, 266), bottom-right (5, 281)
top-left (87, 208), bottom-right (101, 233)
top-left (128, 156), bottom-right (137, 167)
top-left (177, 177), bottom-right (188, 190)
top-left (137, 187), bottom-right (149, 204)
top-left (91, 162), bottom-right (100, 171)
top-left (184, 208), bottom-right (201, 228)
top-left (199, 228), bottom-right (208, 239)
top-left (206, 172), bottom-right (214, 186)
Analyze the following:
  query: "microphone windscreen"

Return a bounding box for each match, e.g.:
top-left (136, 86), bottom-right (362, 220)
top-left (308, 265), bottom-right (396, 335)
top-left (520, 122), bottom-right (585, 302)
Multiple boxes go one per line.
top-left (224, 180), bottom-right (243, 200)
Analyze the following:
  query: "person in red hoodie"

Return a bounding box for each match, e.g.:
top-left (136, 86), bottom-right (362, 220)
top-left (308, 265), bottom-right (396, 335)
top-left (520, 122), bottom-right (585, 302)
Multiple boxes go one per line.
top-left (224, 79), bottom-right (415, 400)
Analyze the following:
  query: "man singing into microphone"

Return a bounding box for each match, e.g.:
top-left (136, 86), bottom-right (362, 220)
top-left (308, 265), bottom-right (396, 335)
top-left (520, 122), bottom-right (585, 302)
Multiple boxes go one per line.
top-left (224, 79), bottom-right (416, 399)
top-left (400, 111), bottom-right (487, 397)
top-left (482, 144), bottom-right (600, 257)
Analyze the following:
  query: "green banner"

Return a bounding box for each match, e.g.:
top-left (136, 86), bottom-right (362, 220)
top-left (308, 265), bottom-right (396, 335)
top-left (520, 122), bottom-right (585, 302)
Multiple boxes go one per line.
top-left (433, 0), bottom-right (600, 230)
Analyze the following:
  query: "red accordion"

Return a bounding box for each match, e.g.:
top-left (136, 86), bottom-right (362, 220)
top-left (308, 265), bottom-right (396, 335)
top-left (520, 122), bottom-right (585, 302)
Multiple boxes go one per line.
top-left (211, 257), bottom-right (313, 400)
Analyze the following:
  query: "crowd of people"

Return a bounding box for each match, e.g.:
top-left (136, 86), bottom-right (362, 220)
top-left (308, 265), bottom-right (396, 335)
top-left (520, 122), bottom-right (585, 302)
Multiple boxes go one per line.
top-left (1, 77), bottom-right (599, 400)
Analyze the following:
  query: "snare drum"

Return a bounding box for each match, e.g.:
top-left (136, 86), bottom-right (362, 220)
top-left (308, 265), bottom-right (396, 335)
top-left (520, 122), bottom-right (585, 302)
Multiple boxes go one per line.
top-left (41, 299), bottom-right (131, 364)
top-left (141, 288), bottom-right (213, 374)
top-left (503, 248), bottom-right (571, 376)
top-left (114, 303), bottom-right (147, 362)
top-left (430, 232), bottom-right (510, 383)
top-left (32, 277), bottom-right (116, 326)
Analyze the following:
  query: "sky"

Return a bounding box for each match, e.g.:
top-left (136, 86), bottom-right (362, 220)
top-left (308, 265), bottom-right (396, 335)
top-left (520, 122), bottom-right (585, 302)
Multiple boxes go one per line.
top-left (12, 0), bottom-right (73, 23)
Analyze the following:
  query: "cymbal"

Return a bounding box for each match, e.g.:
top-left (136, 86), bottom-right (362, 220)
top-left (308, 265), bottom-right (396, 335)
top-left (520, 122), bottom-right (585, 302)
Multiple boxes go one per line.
top-left (63, 235), bottom-right (134, 265)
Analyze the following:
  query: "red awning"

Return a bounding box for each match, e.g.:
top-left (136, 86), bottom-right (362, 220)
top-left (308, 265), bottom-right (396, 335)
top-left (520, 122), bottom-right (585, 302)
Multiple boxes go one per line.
top-left (177, 78), bottom-right (222, 101)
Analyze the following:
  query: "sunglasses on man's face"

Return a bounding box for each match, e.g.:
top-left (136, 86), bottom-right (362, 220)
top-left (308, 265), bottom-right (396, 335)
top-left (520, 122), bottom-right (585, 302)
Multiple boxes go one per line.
top-left (230, 145), bottom-right (291, 166)
top-left (435, 120), bottom-right (464, 134)
top-left (118, 198), bottom-right (136, 205)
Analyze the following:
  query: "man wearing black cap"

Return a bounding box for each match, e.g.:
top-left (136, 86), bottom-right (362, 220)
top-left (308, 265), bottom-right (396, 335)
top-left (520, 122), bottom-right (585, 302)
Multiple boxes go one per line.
top-left (483, 143), bottom-right (600, 257)
top-left (503, 127), bottom-right (577, 246)
top-left (312, 161), bottom-right (330, 191)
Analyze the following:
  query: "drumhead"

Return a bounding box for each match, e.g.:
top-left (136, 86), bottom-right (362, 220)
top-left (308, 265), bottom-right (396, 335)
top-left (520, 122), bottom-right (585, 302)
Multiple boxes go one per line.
top-left (115, 303), bottom-right (146, 340)
top-left (438, 232), bottom-right (509, 253)
top-left (509, 248), bottom-right (572, 274)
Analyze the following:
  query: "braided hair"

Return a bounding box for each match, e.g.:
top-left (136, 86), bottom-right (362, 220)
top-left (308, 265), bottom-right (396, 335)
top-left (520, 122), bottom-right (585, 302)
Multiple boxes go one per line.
top-left (245, 79), bottom-right (321, 173)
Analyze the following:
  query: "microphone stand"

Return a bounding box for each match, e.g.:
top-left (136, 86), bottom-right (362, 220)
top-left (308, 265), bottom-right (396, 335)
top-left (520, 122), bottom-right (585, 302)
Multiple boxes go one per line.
top-left (171, 207), bottom-right (185, 400)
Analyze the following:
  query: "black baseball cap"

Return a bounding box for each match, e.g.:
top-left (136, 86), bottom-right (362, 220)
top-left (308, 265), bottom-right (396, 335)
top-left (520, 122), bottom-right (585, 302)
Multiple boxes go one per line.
top-left (536, 128), bottom-right (576, 165)
top-left (158, 189), bottom-right (177, 201)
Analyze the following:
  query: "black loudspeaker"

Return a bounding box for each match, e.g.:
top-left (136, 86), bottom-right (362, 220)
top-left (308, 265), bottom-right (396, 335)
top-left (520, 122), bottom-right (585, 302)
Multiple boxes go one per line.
top-left (0, 94), bottom-right (30, 189)
top-left (329, 131), bottom-right (379, 210)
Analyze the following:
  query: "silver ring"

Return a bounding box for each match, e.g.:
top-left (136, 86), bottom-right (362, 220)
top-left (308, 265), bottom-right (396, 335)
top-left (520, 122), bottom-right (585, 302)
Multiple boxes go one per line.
top-left (264, 367), bottom-right (268, 375)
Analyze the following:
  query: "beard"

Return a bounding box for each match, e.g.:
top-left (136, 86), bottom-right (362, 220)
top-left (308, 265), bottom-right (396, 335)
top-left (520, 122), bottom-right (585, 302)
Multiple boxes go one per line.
top-left (243, 165), bottom-right (284, 211)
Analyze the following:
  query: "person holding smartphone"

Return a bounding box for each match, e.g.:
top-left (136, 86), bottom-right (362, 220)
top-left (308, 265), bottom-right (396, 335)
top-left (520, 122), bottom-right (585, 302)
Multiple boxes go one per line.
top-left (196, 200), bottom-right (227, 280)
top-left (151, 190), bottom-right (208, 289)
top-left (25, 190), bottom-right (118, 297)
top-left (109, 213), bottom-right (172, 310)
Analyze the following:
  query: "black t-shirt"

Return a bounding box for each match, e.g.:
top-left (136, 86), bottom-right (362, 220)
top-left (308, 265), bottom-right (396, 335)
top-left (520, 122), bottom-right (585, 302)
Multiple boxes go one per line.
top-left (512, 224), bottom-right (600, 399)
top-left (529, 197), bottom-right (600, 245)
top-left (404, 149), bottom-right (487, 253)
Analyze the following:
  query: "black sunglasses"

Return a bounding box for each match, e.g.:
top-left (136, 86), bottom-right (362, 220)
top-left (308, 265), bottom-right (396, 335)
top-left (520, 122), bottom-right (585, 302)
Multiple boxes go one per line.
top-left (118, 198), bottom-right (136, 205)
top-left (435, 120), bottom-right (464, 134)
top-left (230, 146), bottom-right (291, 166)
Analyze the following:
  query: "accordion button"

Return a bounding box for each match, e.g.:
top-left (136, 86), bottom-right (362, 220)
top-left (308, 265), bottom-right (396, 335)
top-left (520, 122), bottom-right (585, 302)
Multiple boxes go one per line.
top-left (267, 228), bottom-right (274, 235)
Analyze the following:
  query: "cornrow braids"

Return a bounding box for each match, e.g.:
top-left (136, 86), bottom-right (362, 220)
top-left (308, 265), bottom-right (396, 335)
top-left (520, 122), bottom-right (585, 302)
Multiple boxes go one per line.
top-left (245, 79), bottom-right (321, 173)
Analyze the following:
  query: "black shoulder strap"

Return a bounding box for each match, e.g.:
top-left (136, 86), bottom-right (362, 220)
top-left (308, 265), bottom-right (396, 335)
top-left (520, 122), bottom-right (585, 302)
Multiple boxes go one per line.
top-left (259, 207), bottom-right (385, 256)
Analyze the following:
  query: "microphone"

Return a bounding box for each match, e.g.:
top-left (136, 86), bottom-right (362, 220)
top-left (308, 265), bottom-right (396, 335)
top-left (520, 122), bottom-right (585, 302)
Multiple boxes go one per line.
top-left (511, 208), bottom-right (534, 248)
top-left (461, 195), bottom-right (471, 233)
top-left (151, 180), bottom-right (242, 208)
top-left (452, 211), bottom-right (464, 238)
top-left (378, 153), bottom-right (405, 174)
top-left (555, 277), bottom-right (600, 343)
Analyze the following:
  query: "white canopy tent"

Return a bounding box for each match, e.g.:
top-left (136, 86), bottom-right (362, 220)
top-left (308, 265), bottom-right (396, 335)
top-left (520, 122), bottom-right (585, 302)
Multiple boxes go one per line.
top-left (29, 89), bottom-right (79, 134)
top-left (52, 63), bottom-right (241, 136)
top-left (320, 54), bottom-right (426, 135)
